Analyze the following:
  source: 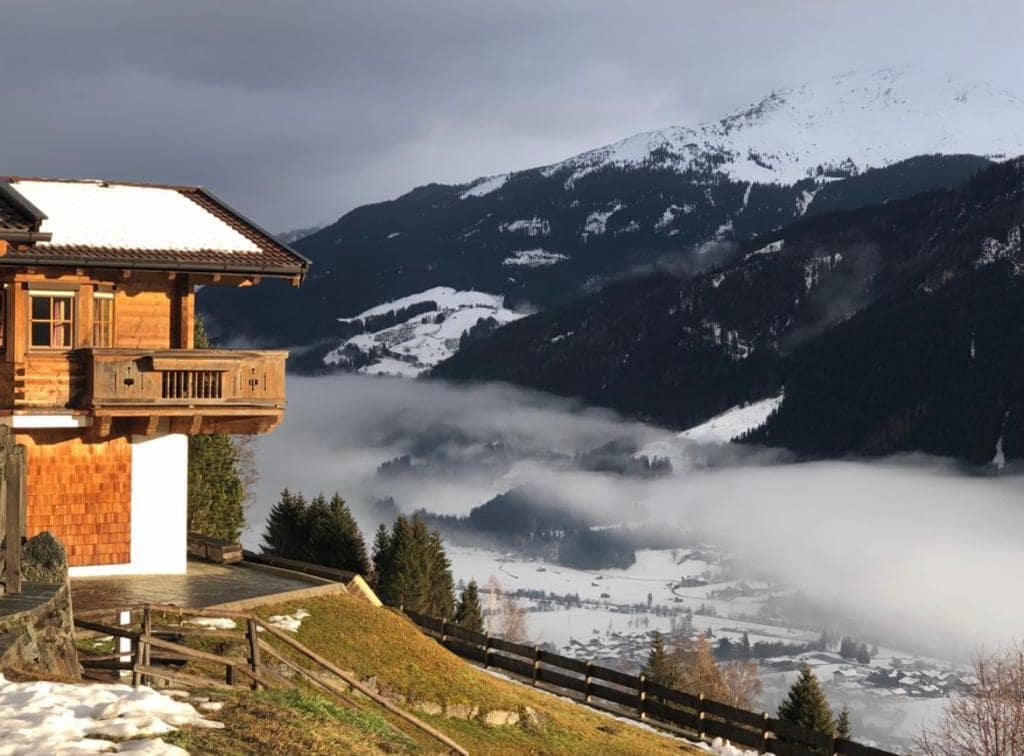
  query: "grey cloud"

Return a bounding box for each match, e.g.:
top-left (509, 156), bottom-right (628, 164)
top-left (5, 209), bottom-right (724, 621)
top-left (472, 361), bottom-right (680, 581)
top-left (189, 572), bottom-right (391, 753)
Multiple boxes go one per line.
top-left (3, 1), bottom-right (1022, 229)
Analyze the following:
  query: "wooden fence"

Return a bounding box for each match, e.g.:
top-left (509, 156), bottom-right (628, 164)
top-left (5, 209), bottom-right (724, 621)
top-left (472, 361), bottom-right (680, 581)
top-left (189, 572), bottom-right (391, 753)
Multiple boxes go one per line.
top-left (405, 611), bottom-right (895, 756)
top-left (74, 603), bottom-right (468, 755)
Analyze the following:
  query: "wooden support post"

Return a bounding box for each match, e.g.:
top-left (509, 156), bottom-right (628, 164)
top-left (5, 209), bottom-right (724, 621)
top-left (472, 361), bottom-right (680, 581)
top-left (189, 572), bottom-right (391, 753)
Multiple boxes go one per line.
top-left (698, 692), bottom-right (706, 740)
top-left (140, 608), bottom-right (152, 686)
top-left (225, 663), bottom-right (236, 686)
top-left (532, 645), bottom-right (540, 685)
top-left (441, 620), bottom-right (448, 645)
top-left (585, 661), bottom-right (593, 703)
top-left (3, 444), bottom-right (24, 595)
top-left (638, 673), bottom-right (647, 719)
top-left (484, 635), bottom-right (492, 669)
top-left (761, 712), bottom-right (770, 753)
top-left (247, 618), bottom-right (262, 690)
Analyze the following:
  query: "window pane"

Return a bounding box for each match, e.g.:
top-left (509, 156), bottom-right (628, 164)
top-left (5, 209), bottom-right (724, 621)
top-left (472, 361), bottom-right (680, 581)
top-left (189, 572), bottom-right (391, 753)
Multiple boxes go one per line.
top-left (31, 296), bottom-right (49, 320)
top-left (31, 322), bottom-right (51, 347)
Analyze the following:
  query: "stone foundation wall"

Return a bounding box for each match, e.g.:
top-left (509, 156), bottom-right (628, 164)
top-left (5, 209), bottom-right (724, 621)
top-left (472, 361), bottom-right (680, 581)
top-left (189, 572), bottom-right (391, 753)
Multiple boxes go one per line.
top-left (0, 532), bottom-right (80, 679)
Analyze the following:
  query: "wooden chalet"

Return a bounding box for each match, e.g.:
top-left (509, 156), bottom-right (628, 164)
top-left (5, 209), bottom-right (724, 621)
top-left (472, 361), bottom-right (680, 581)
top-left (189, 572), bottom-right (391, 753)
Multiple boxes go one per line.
top-left (0, 177), bottom-right (309, 576)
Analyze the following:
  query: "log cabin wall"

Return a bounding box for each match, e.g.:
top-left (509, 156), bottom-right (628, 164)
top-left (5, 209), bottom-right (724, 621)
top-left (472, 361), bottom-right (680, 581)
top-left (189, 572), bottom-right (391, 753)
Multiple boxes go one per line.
top-left (1, 272), bottom-right (182, 408)
top-left (17, 430), bottom-right (132, 567)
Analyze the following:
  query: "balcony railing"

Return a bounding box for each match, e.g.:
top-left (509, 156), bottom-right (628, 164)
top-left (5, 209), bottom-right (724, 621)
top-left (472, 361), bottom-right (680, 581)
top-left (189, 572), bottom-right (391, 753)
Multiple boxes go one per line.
top-left (83, 348), bottom-right (287, 410)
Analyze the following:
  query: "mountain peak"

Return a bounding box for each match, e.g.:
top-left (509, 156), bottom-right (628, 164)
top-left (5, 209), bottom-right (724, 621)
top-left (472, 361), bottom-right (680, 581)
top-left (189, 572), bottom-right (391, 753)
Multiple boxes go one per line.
top-left (532, 67), bottom-right (1024, 190)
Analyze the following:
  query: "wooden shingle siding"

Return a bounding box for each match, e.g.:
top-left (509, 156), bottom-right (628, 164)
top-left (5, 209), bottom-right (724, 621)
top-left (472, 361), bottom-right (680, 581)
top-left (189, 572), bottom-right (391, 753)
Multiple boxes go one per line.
top-left (17, 431), bottom-right (131, 566)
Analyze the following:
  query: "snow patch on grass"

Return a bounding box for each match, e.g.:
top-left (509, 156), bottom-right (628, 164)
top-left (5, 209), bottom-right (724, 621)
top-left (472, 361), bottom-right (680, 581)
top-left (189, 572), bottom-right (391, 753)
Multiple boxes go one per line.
top-left (0, 673), bottom-right (223, 754)
top-left (265, 609), bottom-right (312, 633)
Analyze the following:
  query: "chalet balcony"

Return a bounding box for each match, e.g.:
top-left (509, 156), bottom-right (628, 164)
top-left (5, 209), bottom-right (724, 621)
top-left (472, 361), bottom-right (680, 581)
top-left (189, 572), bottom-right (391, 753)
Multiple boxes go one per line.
top-left (84, 348), bottom-right (287, 435)
top-left (1, 348), bottom-right (287, 436)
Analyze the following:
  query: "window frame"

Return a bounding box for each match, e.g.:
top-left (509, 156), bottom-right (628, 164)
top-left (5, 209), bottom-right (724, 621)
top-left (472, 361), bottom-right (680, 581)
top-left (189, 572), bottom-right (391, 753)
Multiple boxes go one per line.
top-left (28, 290), bottom-right (77, 350)
top-left (92, 291), bottom-right (115, 348)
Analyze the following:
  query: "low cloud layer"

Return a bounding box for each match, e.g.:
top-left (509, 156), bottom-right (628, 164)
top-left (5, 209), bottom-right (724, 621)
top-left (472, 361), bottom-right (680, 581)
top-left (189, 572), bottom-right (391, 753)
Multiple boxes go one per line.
top-left (251, 374), bottom-right (1023, 658)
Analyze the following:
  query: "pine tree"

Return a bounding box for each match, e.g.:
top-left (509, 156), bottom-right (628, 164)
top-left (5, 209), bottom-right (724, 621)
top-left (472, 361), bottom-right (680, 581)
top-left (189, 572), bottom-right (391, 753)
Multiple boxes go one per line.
top-left (304, 493), bottom-right (371, 574)
top-left (187, 315), bottom-right (252, 541)
top-left (856, 643), bottom-right (871, 665)
top-left (741, 631), bottom-right (752, 660)
top-left (454, 580), bottom-right (484, 633)
top-left (643, 631), bottom-right (680, 688)
top-left (424, 526), bottom-right (456, 619)
top-left (835, 705), bottom-right (851, 740)
top-left (260, 489), bottom-right (307, 557)
top-left (777, 665), bottom-right (836, 737)
top-left (370, 523), bottom-right (392, 588)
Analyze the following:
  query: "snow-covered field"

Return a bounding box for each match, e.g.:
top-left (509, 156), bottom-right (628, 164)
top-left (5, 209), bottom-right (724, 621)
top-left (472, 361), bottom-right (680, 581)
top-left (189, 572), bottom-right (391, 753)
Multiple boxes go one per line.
top-left (323, 286), bottom-right (526, 376)
top-left (0, 674), bottom-right (222, 754)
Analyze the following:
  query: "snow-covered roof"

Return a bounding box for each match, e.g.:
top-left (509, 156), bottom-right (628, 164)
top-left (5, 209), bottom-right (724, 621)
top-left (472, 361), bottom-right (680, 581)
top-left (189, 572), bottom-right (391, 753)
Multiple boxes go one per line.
top-left (0, 177), bottom-right (308, 278)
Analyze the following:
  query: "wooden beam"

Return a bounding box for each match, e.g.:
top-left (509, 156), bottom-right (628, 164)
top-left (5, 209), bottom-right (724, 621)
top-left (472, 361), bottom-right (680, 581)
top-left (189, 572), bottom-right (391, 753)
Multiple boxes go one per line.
top-left (93, 415), bottom-right (113, 439)
top-left (120, 269), bottom-right (132, 280)
top-left (3, 445), bottom-right (25, 595)
top-left (189, 414), bottom-right (203, 434)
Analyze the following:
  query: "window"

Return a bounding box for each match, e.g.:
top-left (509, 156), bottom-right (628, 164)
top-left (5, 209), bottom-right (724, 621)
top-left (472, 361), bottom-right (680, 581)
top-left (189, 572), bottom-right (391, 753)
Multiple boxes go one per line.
top-left (93, 292), bottom-right (114, 347)
top-left (29, 292), bottom-right (75, 348)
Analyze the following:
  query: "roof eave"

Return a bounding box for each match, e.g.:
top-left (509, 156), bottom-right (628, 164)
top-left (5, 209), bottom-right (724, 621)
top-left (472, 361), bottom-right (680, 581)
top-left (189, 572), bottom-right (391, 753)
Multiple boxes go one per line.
top-left (0, 253), bottom-right (305, 280)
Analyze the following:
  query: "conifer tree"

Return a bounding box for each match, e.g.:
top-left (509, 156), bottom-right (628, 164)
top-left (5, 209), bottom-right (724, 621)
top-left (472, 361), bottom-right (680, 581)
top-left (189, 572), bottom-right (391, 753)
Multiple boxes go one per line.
top-left (644, 631), bottom-right (681, 688)
top-left (454, 580), bottom-right (484, 633)
top-left (777, 665), bottom-right (836, 737)
top-left (370, 523), bottom-right (392, 588)
top-left (187, 315), bottom-right (253, 541)
top-left (741, 631), bottom-right (752, 660)
top-left (304, 493), bottom-right (371, 574)
top-left (260, 489), bottom-right (308, 557)
top-left (424, 526), bottom-right (456, 618)
top-left (835, 705), bottom-right (851, 740)
top-left (373, 513), bottom-right (456, 618)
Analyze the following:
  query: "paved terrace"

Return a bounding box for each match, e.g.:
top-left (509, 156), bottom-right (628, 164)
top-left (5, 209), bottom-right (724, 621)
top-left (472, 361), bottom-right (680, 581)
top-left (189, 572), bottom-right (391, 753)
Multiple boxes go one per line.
top-left (71, 559), bottom-right (343, 614)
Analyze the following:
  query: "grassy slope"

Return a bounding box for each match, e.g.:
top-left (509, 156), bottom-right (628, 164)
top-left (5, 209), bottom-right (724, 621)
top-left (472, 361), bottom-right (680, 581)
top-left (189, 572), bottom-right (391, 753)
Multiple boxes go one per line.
top-left (221, 592), bottom-right (697, 755)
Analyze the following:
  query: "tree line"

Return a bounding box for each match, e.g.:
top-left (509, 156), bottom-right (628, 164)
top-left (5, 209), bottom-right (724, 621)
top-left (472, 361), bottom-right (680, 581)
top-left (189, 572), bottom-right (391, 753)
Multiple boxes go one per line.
top-left (261, 489), bottom-right (484, 633)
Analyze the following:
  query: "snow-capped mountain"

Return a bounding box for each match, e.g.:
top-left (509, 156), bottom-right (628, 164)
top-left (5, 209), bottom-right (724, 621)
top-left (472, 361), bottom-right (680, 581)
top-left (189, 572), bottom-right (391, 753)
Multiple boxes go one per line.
top-left (529, 68), bottom-right (1024, 189)
top-left (200, 68), bottom-right (1024, 365)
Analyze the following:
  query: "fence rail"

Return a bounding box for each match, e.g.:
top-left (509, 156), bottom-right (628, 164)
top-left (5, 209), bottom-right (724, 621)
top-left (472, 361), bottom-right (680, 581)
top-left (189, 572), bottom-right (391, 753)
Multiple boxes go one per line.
top-left (405, 610), bottom-right (895, 756)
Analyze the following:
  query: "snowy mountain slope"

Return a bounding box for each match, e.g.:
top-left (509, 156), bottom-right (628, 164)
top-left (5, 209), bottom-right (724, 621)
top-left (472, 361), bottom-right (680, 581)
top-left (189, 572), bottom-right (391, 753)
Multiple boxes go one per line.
top-left (678, 395), bottom-right (784, 445)
top-left (544, 68), bottom-right (1024, 188)
top-left (434, 157), bottom-right (1024, 463)
top-left (199, 68), bottom-right (1018, 353)
top-left (323, 286), bottom-right (525, 376)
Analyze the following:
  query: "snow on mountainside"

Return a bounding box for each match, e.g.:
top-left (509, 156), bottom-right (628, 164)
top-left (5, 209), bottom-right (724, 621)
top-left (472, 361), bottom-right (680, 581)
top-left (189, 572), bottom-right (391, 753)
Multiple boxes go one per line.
top-left (536, 67), bottom-right (1024, 188)
top-left (324, 286), bottom-right (525, 376)
top-left (678, 395), bottom-right (784, 444)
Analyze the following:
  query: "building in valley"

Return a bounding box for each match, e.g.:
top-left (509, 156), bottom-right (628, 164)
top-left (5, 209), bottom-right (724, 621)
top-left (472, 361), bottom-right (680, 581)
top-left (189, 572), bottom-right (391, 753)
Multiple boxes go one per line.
top-left (0, 177), bottom-right (309, 576)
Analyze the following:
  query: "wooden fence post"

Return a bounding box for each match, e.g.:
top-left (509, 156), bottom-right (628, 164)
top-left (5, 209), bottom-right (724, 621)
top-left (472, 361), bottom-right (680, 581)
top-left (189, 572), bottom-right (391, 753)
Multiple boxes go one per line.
top-left (585, 661), bottom-right (593, 703)
top-left (118, 610), bottom-right (132, 682)
top-left (247, 618), bottom-right (262, 690)
top-left (484, 635), bottom-right (492, 669)
top-left (698, 692), bottom-right (706, 740)
top-left (3, 445), bottom-right (24, 595)
top-left (532, 645), bottom-right (540, 685)
top-left (225, 663), bottom-right (236, 686)
top-left (638, 673), bottom-right (647, 719)
top-left (760, 712), bottom-right (770, 753)
top-left (441, 620), bottom-right (448, 645)
top-left (140, 607), bottom-right (152, 686)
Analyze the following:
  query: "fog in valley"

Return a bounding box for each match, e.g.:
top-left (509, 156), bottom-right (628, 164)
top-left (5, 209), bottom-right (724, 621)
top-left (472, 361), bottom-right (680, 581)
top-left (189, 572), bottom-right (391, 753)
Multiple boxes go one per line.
top-left (249, 374), bottom-right (1023, 661)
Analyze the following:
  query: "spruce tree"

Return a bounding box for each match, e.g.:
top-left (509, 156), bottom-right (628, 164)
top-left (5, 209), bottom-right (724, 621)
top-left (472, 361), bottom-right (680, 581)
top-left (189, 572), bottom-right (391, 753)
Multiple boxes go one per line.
top-left (260, 489), bottom-right (308, 557)
top-left (424, 526), bottom-right (456, 619)
top-left (777, 665), bottom-right (836, 737)
top-left (454, 580), bottom-right (484, 633)
top-left (370, 523), bottom-right (392, 588)
top-left (187, 315), bottom-right (252, 540)
top-left (643, 631), bottom-right (680, 688)
top-left (835, 705), bottom-right (851, 740)
top-left (304, 493), bottom-right (371, 574)
top-left (741, 631), bottom-right (752, 660)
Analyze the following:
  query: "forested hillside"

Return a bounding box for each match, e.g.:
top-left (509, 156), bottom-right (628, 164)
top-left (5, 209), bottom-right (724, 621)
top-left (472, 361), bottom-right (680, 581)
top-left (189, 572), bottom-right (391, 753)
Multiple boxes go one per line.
top-left (434, 158), bottom-right (1024, 463)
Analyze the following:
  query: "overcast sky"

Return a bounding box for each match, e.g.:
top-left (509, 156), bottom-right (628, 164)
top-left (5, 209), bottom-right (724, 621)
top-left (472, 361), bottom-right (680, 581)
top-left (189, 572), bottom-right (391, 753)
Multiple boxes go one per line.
top-left (2, 1), bottom-right (1022, 231)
